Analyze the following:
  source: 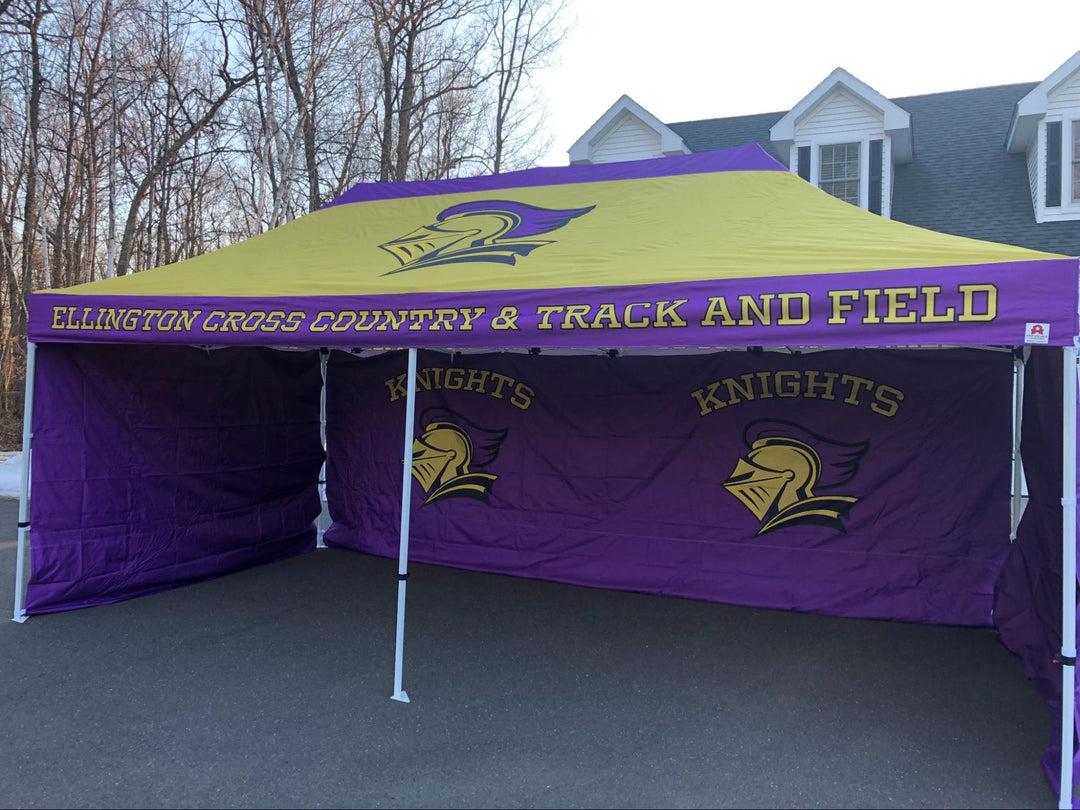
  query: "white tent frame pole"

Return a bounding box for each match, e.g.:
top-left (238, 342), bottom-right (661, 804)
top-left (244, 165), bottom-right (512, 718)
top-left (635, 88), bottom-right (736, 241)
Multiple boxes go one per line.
top-left (317, 347), bottom-right (329, 548)
top-left (12, 341), bottom-right (37, 623)
top-left (1060, 343), bottom-right (1078, 809)
top-left (391, 347), bottom-right (418, 703)
top-left (1012, 355), bottom-right (1026, 540)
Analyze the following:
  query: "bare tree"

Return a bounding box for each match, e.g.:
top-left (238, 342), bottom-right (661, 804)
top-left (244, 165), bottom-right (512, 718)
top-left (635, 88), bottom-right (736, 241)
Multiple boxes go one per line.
top-left (367, 0), bottom-right (491, 183)
top-left (0, 0), bottom-right (571, 296)
top-left (236, 0), bottom-right (377, 220)
top-left (44, 0), bottom-right (117, 288)
top-left (12, 0), bottom-right (49, 327)
top-left (113, 0), bottom-right (255, 275)
top-left (482, 0), bottom-right (562, 173)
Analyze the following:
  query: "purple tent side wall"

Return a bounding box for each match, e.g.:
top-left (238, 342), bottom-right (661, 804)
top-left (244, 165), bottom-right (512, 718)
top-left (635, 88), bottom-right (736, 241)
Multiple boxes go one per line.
top-left (24, 343), bottom-right (325, 614)
top-left (324, 347), bottom-right (1014, 625)
top-left (994, 345), bottom-right (1080, 802)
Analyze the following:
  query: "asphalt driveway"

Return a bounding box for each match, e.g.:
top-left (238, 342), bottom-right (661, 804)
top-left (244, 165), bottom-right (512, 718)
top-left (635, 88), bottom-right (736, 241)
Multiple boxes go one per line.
top-left (0, 498), bottom-right (1057, 808)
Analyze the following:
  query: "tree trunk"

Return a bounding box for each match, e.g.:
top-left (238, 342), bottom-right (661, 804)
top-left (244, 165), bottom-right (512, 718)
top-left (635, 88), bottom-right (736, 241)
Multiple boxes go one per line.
top-left (115, 72), bottom-right (254, 276)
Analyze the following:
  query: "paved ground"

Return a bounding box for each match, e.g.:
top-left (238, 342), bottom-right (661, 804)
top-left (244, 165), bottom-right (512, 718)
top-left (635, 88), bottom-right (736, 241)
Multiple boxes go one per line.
top-left (0, 496), bottom-right (1058, 809)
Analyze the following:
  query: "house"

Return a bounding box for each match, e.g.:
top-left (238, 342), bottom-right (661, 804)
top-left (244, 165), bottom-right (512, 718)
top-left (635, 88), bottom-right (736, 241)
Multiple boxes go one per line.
top-left (568, 50), bottom-right (1080, 257)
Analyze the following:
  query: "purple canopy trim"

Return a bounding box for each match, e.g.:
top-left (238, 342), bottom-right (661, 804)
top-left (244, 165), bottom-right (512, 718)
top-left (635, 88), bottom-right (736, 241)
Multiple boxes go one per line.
top-left (29, 258), bottom-right (1080, 349)
top-left (321, 145), bottom-right (786, 209)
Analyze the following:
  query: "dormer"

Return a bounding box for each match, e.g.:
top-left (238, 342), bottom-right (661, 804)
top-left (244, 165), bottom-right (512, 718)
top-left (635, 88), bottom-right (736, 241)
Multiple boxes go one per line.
top-left (769, 68), bottom-right (912, 218)
top-left (569, 95), bottom-right (691, 165)
top-left (1007, 50), bottom-right (1080, 223)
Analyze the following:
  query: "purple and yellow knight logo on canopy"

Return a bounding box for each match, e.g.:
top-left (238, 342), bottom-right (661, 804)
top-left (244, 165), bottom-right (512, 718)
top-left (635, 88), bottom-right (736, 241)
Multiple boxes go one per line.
top-left (378, 199), bottom-right (595, 274)
top-left (723, 419), bottom-right (869, 535)
top-left (410, 407), bottom-right (507, 505)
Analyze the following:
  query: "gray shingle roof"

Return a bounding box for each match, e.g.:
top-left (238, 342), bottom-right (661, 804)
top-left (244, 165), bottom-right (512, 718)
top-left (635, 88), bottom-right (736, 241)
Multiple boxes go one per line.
top-left (669, 112), bottom-right (785, 160)
top-left (668, 84), bottom-right (1080, 257)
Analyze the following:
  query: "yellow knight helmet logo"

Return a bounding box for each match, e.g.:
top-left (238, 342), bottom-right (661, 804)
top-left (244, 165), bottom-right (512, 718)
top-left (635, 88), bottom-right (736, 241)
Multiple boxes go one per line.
top-left (379, 200), bottom-right (594, 275)
top-left (410, 408), bottom-right (507, 506)
top-left (724, 420), bottom-right (869, 535)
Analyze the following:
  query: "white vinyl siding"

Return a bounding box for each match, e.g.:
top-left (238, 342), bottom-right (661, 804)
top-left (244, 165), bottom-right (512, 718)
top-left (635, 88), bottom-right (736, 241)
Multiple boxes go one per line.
top-left (590, 113), bottom-right (664, 164)
top-left (1047, 71), bottom-right (1080, 112)
top-left (796, 87), bottom-right (883, 140)
top-left (1027, 137), bottom-right (1039, 214)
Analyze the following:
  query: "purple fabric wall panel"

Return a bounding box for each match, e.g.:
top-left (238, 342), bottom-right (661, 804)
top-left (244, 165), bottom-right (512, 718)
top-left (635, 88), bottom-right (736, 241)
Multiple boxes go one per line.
top-left (993, 346), bottom-right (1078, 800)
top-left (326, 348), bottom-right (1012, 625)
top-left (26, 344), bottom-right (325, 614)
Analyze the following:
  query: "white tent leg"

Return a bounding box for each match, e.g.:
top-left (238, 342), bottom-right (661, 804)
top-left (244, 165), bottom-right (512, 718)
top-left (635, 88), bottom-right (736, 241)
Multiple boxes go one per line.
top-left (391, 347), bottom-right (418, 703)
top-left (12, 341), bottom-right (37, 623)
top-left (316, 347), bottom-right (329, 548)
top-left (1012, 355), bottom-right (1026, 540)
top-left (1060, 344), bottom-right (1078, 809)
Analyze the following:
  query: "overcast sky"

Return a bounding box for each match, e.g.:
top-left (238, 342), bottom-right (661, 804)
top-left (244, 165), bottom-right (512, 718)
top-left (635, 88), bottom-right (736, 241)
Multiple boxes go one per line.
top-left (532, 0), bottom-right (1080, 166)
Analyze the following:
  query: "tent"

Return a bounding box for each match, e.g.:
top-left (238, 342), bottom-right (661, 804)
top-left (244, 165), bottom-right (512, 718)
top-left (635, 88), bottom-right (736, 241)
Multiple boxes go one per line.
top-left (14, 144), bottom-right (1080, 807)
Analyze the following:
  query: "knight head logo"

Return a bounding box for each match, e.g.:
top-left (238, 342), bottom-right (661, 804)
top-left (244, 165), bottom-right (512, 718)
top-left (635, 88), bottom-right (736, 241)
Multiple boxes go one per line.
top-left (723, 419), bottom-right (869, 535)
top-left (410, 407), bottom-right (508, 505)
top-left (379, 199), bottom-right (594, 274)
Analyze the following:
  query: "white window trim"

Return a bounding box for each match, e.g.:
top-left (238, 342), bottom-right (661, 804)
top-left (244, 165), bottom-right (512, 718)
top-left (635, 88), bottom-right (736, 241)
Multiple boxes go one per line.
top-left (1037, 114), bottom-right (1080, 223)
top-left (790, 135), bottom-right (892, 218)
top-left (819, 140), bottom-right (866, 208)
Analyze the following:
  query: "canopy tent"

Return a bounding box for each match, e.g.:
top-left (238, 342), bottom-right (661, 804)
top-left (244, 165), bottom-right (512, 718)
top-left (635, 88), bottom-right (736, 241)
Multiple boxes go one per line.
top-left (16, 144), bottom-right (1080, 807)
top-left (27, 144), bottom-right (1078, 350)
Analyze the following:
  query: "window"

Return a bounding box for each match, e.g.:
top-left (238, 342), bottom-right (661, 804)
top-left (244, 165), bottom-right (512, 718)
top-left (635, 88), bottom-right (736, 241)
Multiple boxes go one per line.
top-left (1045, 121), bottom-right (1080, 209)
top-left (819, 143), bottom-right (860, 205)
top-left (1048, 122), bottom-right (1062, 207)
top-left (1073, 121), bottom-right (1080, 203)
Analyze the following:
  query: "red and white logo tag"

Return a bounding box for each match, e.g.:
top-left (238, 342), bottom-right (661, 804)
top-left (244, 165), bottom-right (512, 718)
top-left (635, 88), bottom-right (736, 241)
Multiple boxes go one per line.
top-left (1025, 322), bottom-right (1050, 344)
